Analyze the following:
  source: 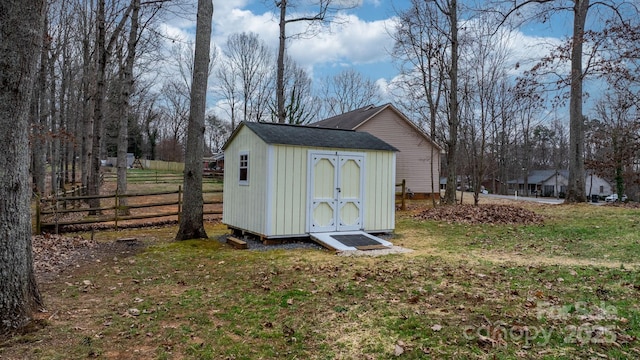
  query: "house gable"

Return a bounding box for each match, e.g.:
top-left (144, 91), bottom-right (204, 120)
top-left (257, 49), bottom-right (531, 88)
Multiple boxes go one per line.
top-left (313, 104), bottom-right (441, 195)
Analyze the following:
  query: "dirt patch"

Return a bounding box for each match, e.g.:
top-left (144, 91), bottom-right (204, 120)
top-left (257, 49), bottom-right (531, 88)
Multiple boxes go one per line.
top-left (413, 204), bottom-right (544, 225)
top-left (32, 233), bottom-right (147, 282)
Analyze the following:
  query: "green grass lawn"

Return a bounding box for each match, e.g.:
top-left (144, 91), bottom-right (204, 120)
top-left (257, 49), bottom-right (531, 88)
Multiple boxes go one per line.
top-left (3, 202), bottom-right (640, 359)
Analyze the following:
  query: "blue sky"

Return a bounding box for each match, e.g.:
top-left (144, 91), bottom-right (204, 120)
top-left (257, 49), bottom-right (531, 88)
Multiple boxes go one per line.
top-left (160, 0), bottom-right (596, 112)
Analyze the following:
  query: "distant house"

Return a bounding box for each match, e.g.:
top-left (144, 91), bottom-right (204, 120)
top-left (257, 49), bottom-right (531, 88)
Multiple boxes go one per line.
top-left (203, 154), bottom-right (224, 177)
top-left (507, 170), bottom-right (613, 197)
top-left (312, 103), bottom-right (442, 199)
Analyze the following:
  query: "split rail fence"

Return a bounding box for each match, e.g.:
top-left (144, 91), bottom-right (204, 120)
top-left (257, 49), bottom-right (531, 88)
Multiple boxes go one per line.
top-left (36, 186), bottom-right (222, 234)
top-left (36, 175), bottom-right (408, 233)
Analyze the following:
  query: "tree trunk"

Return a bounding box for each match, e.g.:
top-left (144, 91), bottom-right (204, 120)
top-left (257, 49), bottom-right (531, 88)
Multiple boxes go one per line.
top-left (276, 0), bottom-right (287, 123)
top-left (81, 30), bottom-right (94, 193)
top-left (31, 31), bottom-right (48, 196)
top-left (565, 0), bottom-right (589, 203)
top-left (49, 42), bottom-right (60, 196)
top-left (443, 0), bottom-right (459, 205)
top-left (88, 0), bottom-right (107, 213)
top-left (0, 0), bottom-right (46, 334)
top-left (175, 0), bottom-right (212, 240)
top-left (116, 0), bottom-right (141, 215)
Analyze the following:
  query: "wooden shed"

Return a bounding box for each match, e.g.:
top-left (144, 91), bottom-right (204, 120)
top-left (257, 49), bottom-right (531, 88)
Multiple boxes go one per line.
top-left (222, 121), bottom-right (398, 250)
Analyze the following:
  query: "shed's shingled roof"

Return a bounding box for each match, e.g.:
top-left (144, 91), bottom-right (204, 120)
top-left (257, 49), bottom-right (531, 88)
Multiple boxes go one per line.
top-left (227, 121), bottom-right (398, 151)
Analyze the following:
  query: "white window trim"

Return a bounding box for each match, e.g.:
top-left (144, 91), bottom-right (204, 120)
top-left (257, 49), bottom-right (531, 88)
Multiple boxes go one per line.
top-left (239, 151), bottom-right (249, 185)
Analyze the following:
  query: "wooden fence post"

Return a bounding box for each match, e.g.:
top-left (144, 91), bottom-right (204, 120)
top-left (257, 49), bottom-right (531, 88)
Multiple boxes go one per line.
top-left (115, 188), bottom-right (119, 231)
top-left (35, 194), bottom-right (41, 235)
top-left (74, 185), bottom-right (80, 208)
top-left (177, 185), bottom-right (182, 223)
top-left (53, 194), bottom-right (59, 235)
top-left (62, 187), bottom-right (68, 210)
top-left (401, 179), bottom-right (407, 211)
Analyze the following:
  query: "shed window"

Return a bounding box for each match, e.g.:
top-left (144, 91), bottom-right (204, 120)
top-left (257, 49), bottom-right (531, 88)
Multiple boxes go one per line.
top-left (239, 152), bottom-right (249, 185)
top-left (599, 185), bottom-right (604, 194)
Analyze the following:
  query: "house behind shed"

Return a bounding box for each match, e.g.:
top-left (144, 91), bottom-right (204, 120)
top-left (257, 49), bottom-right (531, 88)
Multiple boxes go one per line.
top-left (222, 121), bottom-right (398, 240)
top-left (312, 103), bottom-right (442, 199)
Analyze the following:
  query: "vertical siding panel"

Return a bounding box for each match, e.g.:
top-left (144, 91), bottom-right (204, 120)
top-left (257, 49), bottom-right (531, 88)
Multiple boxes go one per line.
top-left (223, 127), bottom-right (268, 235)
top-left (270, 145), bottom-right (309, 236)
top-left (293, 148), bottom-right (306, 234)
top-left (284, 146), bottom-right (294, 234)
top-left (275, 146), bottom-right (287, 235)
top-left (361, 150), bottom-right (394, 232)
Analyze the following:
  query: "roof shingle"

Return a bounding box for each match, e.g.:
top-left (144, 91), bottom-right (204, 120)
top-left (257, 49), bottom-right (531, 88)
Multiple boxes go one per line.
top-left (229, 121), bottom-right (398, 152)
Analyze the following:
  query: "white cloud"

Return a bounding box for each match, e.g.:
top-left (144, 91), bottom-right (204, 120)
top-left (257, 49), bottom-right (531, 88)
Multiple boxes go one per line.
top-left (503, 28), bottom-right (563, 74)
top-left (287, 14), bottom-right (396, 70)
top-left (158, 23), bottom-right (193, 43)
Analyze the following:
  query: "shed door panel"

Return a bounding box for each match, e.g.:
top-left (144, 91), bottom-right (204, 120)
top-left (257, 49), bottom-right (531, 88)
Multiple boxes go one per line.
top-left (337, 156), bottom-right (363, 231)
top-left (309, 155), bottom-right (338, 232)
top-left (309, 152), bottom-right (363, 233)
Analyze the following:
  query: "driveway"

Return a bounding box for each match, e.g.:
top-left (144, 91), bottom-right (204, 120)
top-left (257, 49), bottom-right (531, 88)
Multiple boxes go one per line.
top-left (481, 193), bottom-right (565, 205)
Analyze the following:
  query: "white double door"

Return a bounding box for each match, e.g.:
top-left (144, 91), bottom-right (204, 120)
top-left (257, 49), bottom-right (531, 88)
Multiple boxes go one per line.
top-left (308, 152), bottom-right (364, 233)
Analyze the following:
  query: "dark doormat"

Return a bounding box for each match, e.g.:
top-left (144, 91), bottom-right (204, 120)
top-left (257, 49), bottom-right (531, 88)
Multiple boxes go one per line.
top-left (331, 234), bottom-right (386, 248)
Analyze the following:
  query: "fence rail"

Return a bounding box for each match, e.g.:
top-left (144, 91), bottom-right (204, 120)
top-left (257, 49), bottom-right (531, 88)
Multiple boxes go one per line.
top-left (37, 186), bottom-right (222, 234)
top-left (101, 170), bottom-right (220, 184)
top-left (37, 174), bottom-right (406, 233)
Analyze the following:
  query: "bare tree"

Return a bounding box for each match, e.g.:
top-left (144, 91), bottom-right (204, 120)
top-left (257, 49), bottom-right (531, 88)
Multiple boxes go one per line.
top-left (319, 68), bottom-right (381, 117)
top-left (215, 62), bottom-right (241, 129)
top-left (392, 0), bottom-right (450, 206)
top-left (0, 0), bottom-right (46, 334)
top-left (274, 55), bottom-right (319, 124)
top-left (175, 0), bottom-right (213, 241)
top-left (274, 0), bottom-right (356, 123)
top-left (223, 32), bottom-right (273, 123)
top-left (115, 0), bottom-right (141, 215)
top-left (587, 88), bottom-right (640, 200)
top-left (30, 18), bottom-right (50, 196)
top-left (157, 79), bottom-right (190, 157)
top-left (393, 0), bottom-right (460, 205)
top-left (206, 113), bottom-right (232, 153)
top-left (458, 17), bottom-right (513, 205)
top-left (493, 0), bottom-right (640, 202)
top-left (88, 0), bottom-right (133, 212)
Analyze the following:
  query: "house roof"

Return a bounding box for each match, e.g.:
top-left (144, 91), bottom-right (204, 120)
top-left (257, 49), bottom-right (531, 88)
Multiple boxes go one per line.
top-left (508, 170), bottom-right (569, 184)
top-left (311, 103), bottom-right (443, 151)
top-left (223, 121), bottom-right (398, 152)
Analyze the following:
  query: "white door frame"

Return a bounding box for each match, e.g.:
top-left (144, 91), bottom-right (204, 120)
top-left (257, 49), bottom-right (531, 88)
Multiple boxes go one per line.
top-left (307, 151), bottom-right (365, 233)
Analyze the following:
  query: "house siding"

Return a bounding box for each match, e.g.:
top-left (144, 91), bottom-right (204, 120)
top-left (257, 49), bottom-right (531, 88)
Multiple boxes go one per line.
top-left (222, 127), bottom-right (269, 235)
top-left (356, 108), bottom-right (440, 195)
top-left (363, 150), bottom-right (395, 231)
top-left (269, 145), bottom-right (308, 236)
top-left (224, 124), bottom-right (396, 239)
top-left (586, 175), bottom-right (613, 196)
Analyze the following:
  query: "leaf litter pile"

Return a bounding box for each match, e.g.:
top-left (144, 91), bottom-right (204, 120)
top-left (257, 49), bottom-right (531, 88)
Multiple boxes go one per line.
top-left (32, 234), bottom-right (96, 275)
top-left (414, 204), bottom-right (544, 225)
top-left (32, 233), bottom-right (144, 279)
